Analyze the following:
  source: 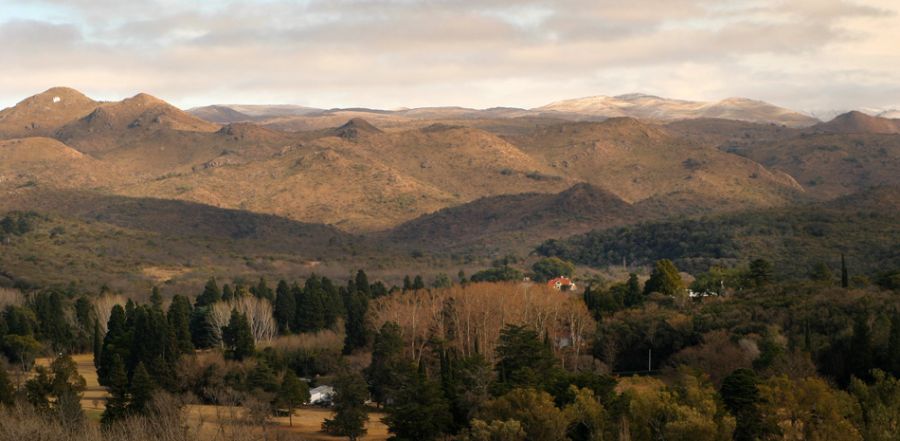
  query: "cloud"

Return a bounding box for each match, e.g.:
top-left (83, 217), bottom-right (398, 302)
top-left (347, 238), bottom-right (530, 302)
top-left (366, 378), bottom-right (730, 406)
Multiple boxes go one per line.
top-left (0, 0), bottom-right (898, 111)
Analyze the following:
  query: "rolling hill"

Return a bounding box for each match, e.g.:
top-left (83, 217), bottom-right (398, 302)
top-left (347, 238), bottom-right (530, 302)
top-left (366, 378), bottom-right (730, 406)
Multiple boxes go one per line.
top-left (0, 87), bottom-right (100, 139)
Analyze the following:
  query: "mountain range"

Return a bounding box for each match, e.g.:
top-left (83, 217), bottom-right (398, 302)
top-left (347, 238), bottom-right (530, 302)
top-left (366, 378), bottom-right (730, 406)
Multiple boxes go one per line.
top-left (1, 86), bottom-right (899, 290)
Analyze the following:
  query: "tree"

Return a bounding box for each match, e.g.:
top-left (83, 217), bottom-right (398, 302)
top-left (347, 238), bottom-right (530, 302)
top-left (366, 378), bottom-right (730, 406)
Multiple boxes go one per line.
top-left (383, 368), bottom-right (452, 441)
top-left (643, 259), bottom-right (684, 296)
top-left (343, 288), bottom-right (370, 353)
top-left (277, 370), bottom-right (310, 426)
top-left (889, 312), bottom-right (900, 377)
top-left (565, 387), bottom-right (607, 441)
top-left (480, 388), bottom-right (570, 441)
top-left (92, 319), bottom-right (103, 369)
top-left (494, 325), bottom-right (559, 393)
top-left (355, 270), bottom-right (371, 297)
top-left (758, 376), bottom-right (861, 441)
top-left (222, 309), bottom-right (254, 361)
top-left (412, 275), bottom-right (425, 291)
top-left (841, 254), bottom-right (849, 288)
top-left (150, 286), bottom-right (163, 312)
top-left (720, 368), bottom-right (762, 441)
top-left (849, 314), bottom-right (874, 381)
top-left (26, 355), bottom-right (86, 414)
top-left (252, 277), bottom-right (274, 302)
top-left (849, 370), bottom-right (900, 441)
top-left (460, 419), bottom-right (526, 441)
top-left (531, 257), bottom-right (576, 283)
top-left (102, 355), bottom-right (129, 425)
top-left (365, 322), bottom-right (408, 405)
top-left (189, 307), bottom-right (220, 349)
top-left (195, 277), bottom-right (220, 307)
top-left (810, 262), bottom-right (834, 283)
top-left (167, 295), bottom-right (194, 354)
top-left (748, 258), bottom-right (773, 288)
top-left (273, 280), bottom-right (296, 333)
top-left (623, 273), bottom-right (643, 308)
top-left (295, 277), bottom-right (326, 332)
top-left (128, 362), bottom-right (156, 414)
top-left (323, 371), bottom-right (369, 441)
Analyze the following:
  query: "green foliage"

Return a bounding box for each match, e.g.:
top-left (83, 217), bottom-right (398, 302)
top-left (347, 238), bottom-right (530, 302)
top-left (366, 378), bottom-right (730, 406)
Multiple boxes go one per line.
top-left (127, 362), bottom-right (156, 414)
top-left (167, 295), bottom-right (194, 354)
top-left (323, 371), bottom-right (370, 441)
top-left (273, 280), bottom-right (295, 333)
top-left (480, 388), bottom-right (569, 441)
top-left (531, 257), bottom-right (576, 283)
top-left (365, 322), bottom-right (409, 405)
top-left (222, 309), bottom-right (255, 361)
top-left (643, 259), bottom-right (685, 296)
top-left (195, 277), bottom-right (221, 307)
top-left (189, 306), bottom-right (220, 350)
top-left (470, 266), bottom-right (523, 283)
top-left (494, 325), bottom-right (559, 394)
top-left (720, 369), bottom-right (762, 441)
top-left (748, 258), bottom-right (773, 288)
top-left (849, 370), bottom-right (900, 441)
top-left (101, 355), bottom-right (129, 425)
top-left (277, 370), bottom-right (310, 426)
top-left (384, 369), bottom-right (452, 441)
top-left (0, 365), bottom-right (13, 407)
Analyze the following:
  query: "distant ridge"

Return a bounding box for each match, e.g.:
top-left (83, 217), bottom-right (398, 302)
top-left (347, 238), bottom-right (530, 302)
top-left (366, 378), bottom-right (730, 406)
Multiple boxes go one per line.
top-left (812, 111), bottom-right (900, 134)
top-left (535, 93), bottom-right (819, 127)
top-left (0, 87), bottom-right (99, 138)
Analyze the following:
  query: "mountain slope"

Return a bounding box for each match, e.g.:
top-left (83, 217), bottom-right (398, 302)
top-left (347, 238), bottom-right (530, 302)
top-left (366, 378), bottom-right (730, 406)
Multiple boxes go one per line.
top-left (383, 183), bottom-right (638, 254)
top-left (811, 111), bottom-right (900, 134)
top-left (0, 137), bottom-right (120, 190)
top-left (0, 87), bottom-right (99, 139)
top-left (504, 118), bottom-right (803, 210)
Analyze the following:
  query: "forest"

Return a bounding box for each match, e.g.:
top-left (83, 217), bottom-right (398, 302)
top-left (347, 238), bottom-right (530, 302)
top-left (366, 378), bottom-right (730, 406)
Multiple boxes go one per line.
top-left (1, 257), bottom-right (900, 441)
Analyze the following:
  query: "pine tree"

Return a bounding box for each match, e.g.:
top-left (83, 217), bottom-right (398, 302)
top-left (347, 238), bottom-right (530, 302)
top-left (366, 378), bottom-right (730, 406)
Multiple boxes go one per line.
top-left (167, 295), bottom-right (194, 354)
top-left (295, 277), bottom-right (326, 332)
top-left (323, 371), bottom-right (369, 441)
top-left (277, 370), bottom-right (310, 426)
top-left (223, 309), bottom-right (255, 361)
top-left (92, 319), bottom-right (103, 369)
top-left (0, 366), bottom-right (14, 406)
top-left (413, 275), bottom-right (425, 291)
top-left (748, 259), bottom-right (773, 288)
top-left (274, 280), bottom-right (296, 333)
top-left (128, 362), bottom-right (155, 415)
top-left (365, 322), bottom-right (407, 405)
top-left (384, 368), bottom-right (452, 441)
top-left (221, 284), bottom-right (234, 302)
top-left (403, 276), bottom-right (412, 292)
top-left (253, 277), bottom-right (274, 302)
top-left (850, 314), bottom-right (874, 381)
top-left (343, 288), bottom-right (370, 353)
top-left (189, 307), bottom-right (220, 349)
top-left (98, 305), bottom-right (128, 386)
top-left (721, 368), bottom-right (762, 441)
top-left (322, 277), bottom-right (345, 327)
top-left (355, 270), bottom-right (371, 297)
top-left (841, 254), bottom-right (849, 288)
top-left (102, 355), bottom-right (129, 426)
top-left (150, 286), bottom-right (163, 312)
top-left (195, 277), bottom-right (221, 307)
top-left (623, 273), bottom-right (643, 307)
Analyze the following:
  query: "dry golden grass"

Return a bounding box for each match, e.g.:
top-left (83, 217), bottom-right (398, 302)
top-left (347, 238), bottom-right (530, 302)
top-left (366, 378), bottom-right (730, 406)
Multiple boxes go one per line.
top-left (29, 354), bottom-right (389, 440)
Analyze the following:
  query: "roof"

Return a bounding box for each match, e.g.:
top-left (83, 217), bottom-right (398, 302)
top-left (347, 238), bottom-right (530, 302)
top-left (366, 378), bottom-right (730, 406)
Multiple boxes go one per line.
top-left (547, 276), bottom-right (575, 286)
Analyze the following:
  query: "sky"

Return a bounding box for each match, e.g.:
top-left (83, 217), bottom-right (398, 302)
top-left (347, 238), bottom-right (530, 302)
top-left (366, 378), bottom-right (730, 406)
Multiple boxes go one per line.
top-left (1, 0), bottom-right (899, 114)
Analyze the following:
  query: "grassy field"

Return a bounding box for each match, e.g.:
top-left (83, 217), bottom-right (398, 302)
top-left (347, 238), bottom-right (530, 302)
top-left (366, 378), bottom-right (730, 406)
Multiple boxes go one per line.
top-left (32, 354), bottom-right (390, 441)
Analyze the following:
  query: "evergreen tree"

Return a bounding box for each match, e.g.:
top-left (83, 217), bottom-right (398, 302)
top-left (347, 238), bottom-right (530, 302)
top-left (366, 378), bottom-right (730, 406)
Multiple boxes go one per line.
top-left (277, 370), bottom-right (310, 427)
top-left (150, 287), bottom-right (163, 312)
top-left (295, 277), bottom-right (326, 332)
top-left (128, 362), bottom-right (155, 414)
top-left (721, 368), bottom-right (763, 441)
top-left (623, 273), bottom-right (643, 307)
top-left (458, 270), bottom-right (467, 285)
top-left (98, 305), bottom-right (128, 386)
top-left (195, 277), bottom-right (221, 307)
top-left (102, 355), bottom-right (129, 426)
top-left (412, 275), bottom-right (425, 291)
top-left (247, 360), bottom-right (279, 393)
top-left (343, 288), bottom-right (370, 353)
top-left (402, 276), bottom-right (412, 292)
top-left (323, 371), bottom-right (370, 441)
top-left (365, 322), bottom-right (408, 405)
top-left (384, 368), bottom-right (452, 441)
top-left (355, 270), bottom-right (371, 297)
top-left (92, 319), bottom-right (102, 369)
top-left (643, 259), bottom-right (684, 296)
top-left (167, 295), bottom-right (194, 354)
top-left (253, 277), bottom-right (274, 302)
top-left (321, 276), bottom-right (345, 327)
top-left (189, 307), bottom-right (220, 349)
top-left (850, 314), bottom-right (875, 381)
top-left (221, 284), bottom-right (234, 301)
top-left (274, 280), bottom-right (296, 333)
top-left (494, 325), bottom-right (559, 394)
top-left (222, 309), bottom-right (255, 361)
top-left (841, 254), bottom-right (849, 288)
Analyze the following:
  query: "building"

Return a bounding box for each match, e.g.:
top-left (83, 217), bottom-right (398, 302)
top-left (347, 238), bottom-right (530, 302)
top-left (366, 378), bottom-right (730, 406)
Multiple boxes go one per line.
top-left (547, 276), bottom-right (576, 291)
top-left (309, 385), bottom-right (335, 406)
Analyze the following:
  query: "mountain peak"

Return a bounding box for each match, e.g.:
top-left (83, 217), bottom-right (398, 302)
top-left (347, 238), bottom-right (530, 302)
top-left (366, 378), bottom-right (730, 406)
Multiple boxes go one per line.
top-left (813, 110), bottom-right (900, 134)
top-left (331, 118), bottom-right (382, 140)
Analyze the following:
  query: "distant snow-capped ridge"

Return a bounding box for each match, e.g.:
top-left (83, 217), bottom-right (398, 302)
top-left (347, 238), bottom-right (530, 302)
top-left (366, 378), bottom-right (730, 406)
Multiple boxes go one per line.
top-left (534, 93), bottom-right (819, 127)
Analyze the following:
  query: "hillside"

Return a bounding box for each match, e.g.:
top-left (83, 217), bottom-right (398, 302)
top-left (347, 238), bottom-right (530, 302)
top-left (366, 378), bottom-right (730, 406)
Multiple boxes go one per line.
top-left (0, 87), bottom-right (100, 139)
top-left (536, 186), bottom-right (900, 277)
top-left (0, 137), bottom-right (121, 190)
top-left (504, 118), bottom-right (804, 210)
top-left (0, 190), bottom-right (368, 292)
top-left (811, 111), bottom-right (900, 134)
top-left (382, 183), bottom-right (638, 255)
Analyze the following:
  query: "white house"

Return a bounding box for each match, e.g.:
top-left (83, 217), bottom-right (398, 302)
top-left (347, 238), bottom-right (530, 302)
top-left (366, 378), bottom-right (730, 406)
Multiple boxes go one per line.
top-left (309, 385), bottom-right (335, 406)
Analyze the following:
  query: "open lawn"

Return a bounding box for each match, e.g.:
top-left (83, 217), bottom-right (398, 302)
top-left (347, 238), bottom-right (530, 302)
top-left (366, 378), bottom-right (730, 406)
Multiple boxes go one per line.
top-left (30, 354), bottom-right (389, 440)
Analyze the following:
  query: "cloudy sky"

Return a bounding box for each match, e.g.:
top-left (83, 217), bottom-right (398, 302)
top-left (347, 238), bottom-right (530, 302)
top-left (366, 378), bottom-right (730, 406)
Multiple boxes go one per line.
top-left (1, 0), bottom-right (899, 114)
